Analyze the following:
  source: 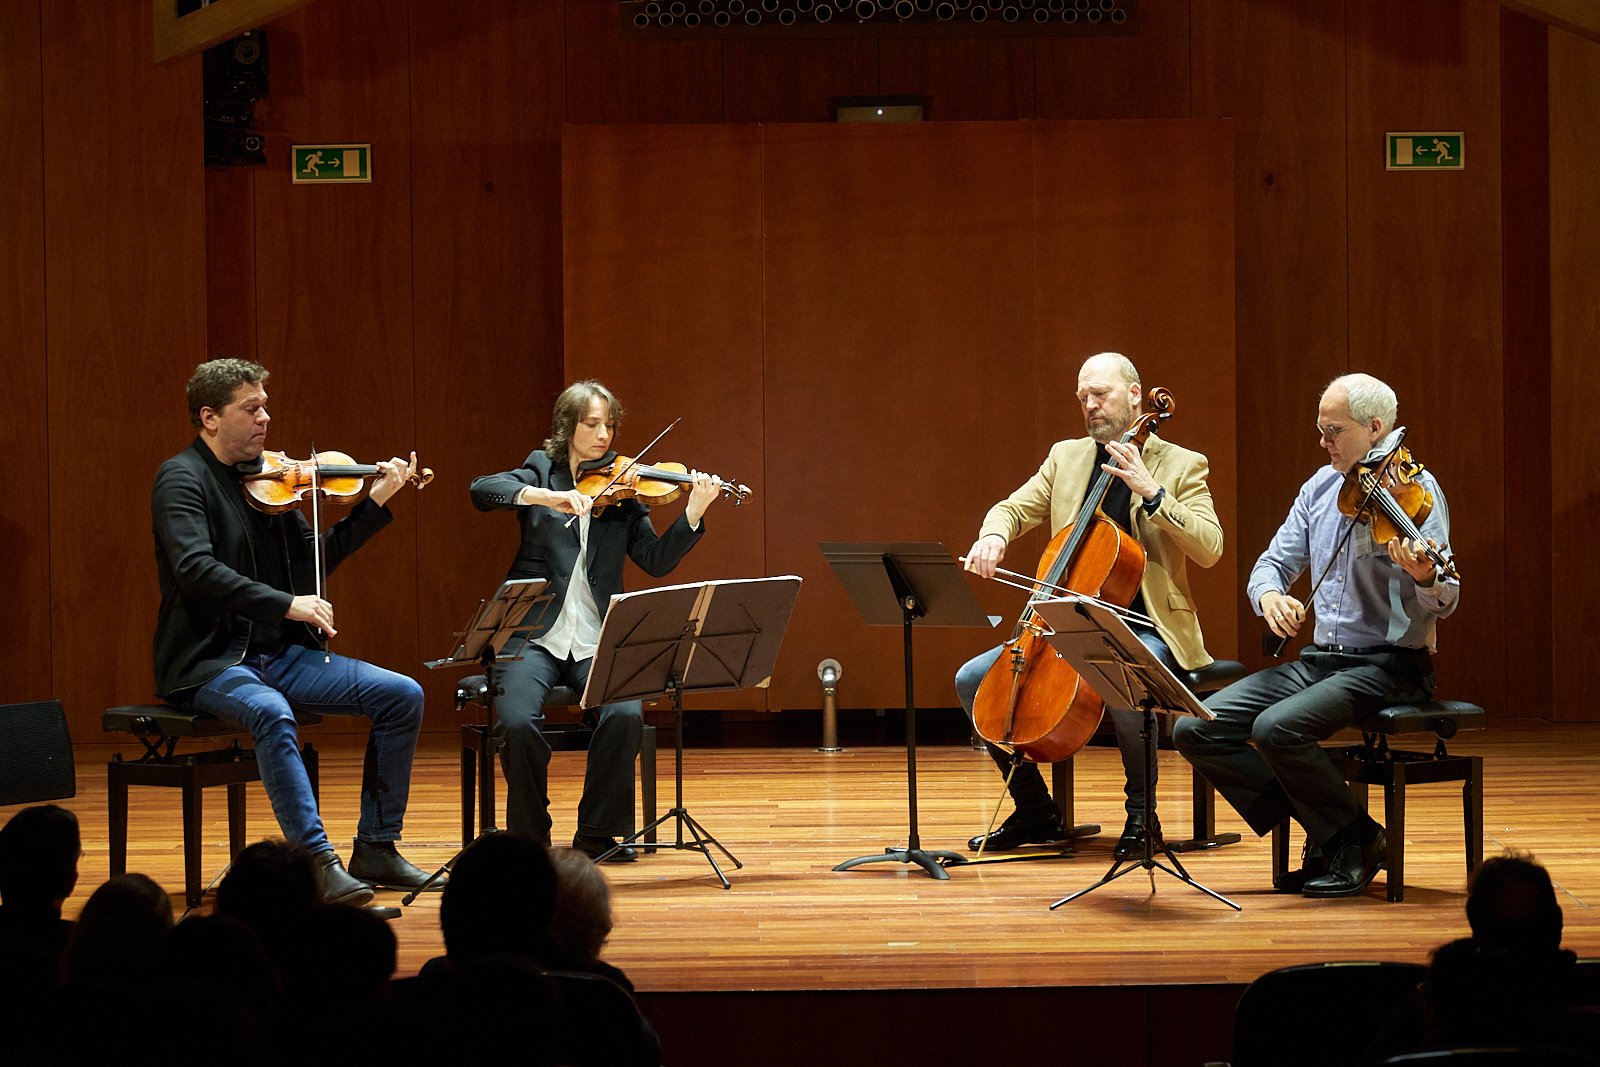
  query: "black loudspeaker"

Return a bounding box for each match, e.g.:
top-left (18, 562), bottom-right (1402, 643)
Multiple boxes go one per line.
top-left (203, 31), bottom-right (269, 169)
top-left (203, 31), bottom-right (269, 115)
top-left (0, 700), bottom-right (76, 805)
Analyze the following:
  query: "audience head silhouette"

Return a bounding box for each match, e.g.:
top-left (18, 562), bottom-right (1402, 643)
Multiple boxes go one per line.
top-left (216, 839), bottom-right (320, 936)
top-left (440, 832), bottom-right (557, 965)
top-left (1466, 852), bottom-right (1564, 955)
top-left (0, 804), bottom-right (80, 909)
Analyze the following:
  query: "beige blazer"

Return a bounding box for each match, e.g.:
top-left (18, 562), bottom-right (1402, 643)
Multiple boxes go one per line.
top-left (978, 434), bottom-right (1223, 670)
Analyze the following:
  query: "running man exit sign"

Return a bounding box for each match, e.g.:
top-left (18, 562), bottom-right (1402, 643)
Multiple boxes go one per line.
top-left (291, 144), bottom-right (371, 184)
top-left (1387, 132), bottom-right (1464, 171)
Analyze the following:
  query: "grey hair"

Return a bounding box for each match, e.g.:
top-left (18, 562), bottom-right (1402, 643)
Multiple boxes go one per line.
top-left (1325, 373), bottom-right (1397, 432)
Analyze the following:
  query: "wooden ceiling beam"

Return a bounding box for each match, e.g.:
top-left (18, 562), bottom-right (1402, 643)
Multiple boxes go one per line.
top-left (153, 0), bottom-right (320, 63)
top-left (1503, 0), bottom-right (1600, 45)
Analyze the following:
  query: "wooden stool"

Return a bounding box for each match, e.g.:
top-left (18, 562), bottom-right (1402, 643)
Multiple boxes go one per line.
top-left (456, 676), bottom-right (658, 847)
top-left (1271, 699), bottom-right (1486, 902)
top-left (104, 704), bottom-right (321, 908)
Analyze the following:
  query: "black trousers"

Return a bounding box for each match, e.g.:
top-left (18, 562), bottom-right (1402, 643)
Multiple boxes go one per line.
top-left (1172, 646), bottom-right (1432, 846)
top-left (493, 643), bottom-right (642, 841)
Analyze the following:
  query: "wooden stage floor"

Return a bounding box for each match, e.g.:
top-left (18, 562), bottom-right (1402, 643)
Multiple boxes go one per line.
top-left (47, 719), bottom-right (1600, 993)
top-left (29, 720), bottom-right (1600, 1064)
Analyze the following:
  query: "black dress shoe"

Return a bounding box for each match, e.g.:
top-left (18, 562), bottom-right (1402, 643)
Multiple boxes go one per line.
top-left (966, 809), bottom-right (1066, 852)
top-left (1273, 839), bottom-right (1327, 893)
top-left (1302, 830), bottom-right (1385, 898)
top-left (348, 839), bottom-right (443, 891)
top-left (1113, 814), bottom-right (1161, 860)
top-left (574, 834), bottom-right (638, 863)
top-left (315, 851), bottom-right (376, 907)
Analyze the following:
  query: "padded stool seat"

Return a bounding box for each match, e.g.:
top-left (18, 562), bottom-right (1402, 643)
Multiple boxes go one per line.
top-left (455, 674), bottom-right (657, 847)
top-left (1272, 699), bottom-right (1486, 901)
top-left (103, 703), bottom-right (321, 908)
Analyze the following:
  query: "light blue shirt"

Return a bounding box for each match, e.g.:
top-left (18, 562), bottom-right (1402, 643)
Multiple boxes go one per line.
top-left (1247, 463), bottom-right (1459, 652)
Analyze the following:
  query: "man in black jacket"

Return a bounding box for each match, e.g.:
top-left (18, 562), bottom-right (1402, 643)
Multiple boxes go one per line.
top-left (471, 380), bottom-right (721, 861)
top-left (152, 358), bottom-right (431, 905)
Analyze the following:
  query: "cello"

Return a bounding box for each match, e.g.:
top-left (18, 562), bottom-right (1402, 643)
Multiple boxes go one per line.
top-left (970, 387), bottom-right (1174, 764)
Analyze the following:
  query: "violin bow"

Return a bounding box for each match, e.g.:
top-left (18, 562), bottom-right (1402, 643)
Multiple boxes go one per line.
top-left (563, 416), bottom-right (682, 529)
top-left (309, 442), bottom-right (330, 661)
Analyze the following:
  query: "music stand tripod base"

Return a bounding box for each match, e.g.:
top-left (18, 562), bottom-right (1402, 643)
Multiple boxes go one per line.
top-left (833, 846), bottom-right (969, 880)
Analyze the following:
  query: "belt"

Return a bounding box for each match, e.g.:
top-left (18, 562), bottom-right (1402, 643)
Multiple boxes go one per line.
top-left (1313, 643), bottom-right (1420, 655)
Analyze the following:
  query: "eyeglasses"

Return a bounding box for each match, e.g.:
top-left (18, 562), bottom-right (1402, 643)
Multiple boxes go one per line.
top-left (1316, 423), bottom-right (1352, 443)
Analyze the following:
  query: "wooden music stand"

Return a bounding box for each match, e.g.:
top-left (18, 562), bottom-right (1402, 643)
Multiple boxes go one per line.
top-left (402, 577), bottom-right (551, 905)
top-left (582, 576), bottom-right (801, 889)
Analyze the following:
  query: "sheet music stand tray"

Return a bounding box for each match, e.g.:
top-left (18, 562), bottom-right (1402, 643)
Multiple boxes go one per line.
top-left (582, 576), bottom-right (801, 889)
top-left (401, 578), bottom-right (551, 905)
top-left (823, 542), bottom-right (993, 880)
top-left (1032, 595), bottom-right (1239, 911)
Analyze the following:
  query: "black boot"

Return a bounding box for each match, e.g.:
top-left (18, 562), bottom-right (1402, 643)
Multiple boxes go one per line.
top-left (967, 806), bottom-right (1065, 852)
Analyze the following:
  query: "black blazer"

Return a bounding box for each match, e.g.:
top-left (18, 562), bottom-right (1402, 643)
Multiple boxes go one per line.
top-left (470, 450), bottom-right (704, 642)
top-left (151, 438), bottom-right (392, 699)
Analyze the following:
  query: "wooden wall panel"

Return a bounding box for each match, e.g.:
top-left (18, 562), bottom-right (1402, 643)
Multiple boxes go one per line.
top-left (1500, 10), bottom-right (1553, 721)
top-left (0, 0), bottom-right (52, 707)
top-left (1034, 0), bottom-right (1192, 119)
top-left (205, 168), bottom-right (257, 361)
top-left (722, 38), bottom-right (879, 123)
top-left (878, 37), bottom-right (1036, 120)
top-left (40, 1), bottom-right (207, 734)
top-left (1346, 0), bottom-right (1505, 708)
top-left (1033, 120), bottom-right (1238, 664)
top-left (564, 0), bottom-right (723, 124)
top-left (1228, 1), bottom-right (1349, 667)
top-left (762, 123), bottom-right (1037, 712)
top-left (1549, 24), bottom-right (1600, 720)
top-left (408, 1), bottom-right (568, 718)
top-left (562, 125), bottom-right (767, 711)
top-left (246, 0), bottom-right (419, 728)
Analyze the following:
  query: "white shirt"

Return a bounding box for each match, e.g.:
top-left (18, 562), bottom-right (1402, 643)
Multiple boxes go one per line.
top-left (534, 512), bottom-right (604, 662)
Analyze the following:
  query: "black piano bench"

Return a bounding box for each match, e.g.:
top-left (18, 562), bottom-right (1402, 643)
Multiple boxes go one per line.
top-left (1272, 700), bottom-right (1486, 902)
top-left (103, 704), bottom-right (321, 908)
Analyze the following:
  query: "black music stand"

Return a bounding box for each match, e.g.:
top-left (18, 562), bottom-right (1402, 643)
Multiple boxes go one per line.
top-left (401, 578), bottom-right (552, 905)
top-left (583, 576), bottom-right (801, 889)
top-left (1032, 595), bottom-right (1239, 911)
top-left (823, 542), bottom-right (993, 880)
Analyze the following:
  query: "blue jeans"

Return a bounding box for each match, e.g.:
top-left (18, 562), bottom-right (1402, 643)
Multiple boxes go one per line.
top-left (192, 645), bottom-right (425, 852)
top-left (956, 627), bottom-right (1175, 817)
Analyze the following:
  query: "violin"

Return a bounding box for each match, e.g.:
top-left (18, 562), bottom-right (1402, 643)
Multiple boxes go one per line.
top-left (970, 387), bottom-right (1175, 764)
top-left (241, 450), bottom-right (434, 514)
top-left (1339, 443), bottom-right (1459, 580)
top-left (574, 452), bottom-right (751, 512)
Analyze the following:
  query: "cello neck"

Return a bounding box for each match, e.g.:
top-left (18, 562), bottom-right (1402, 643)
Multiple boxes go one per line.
top-left (1028, 435), bottom-right (1131, 607)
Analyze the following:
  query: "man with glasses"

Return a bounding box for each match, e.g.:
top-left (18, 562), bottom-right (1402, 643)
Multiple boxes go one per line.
top-left (1173, 373), bottom-right (1459, 897)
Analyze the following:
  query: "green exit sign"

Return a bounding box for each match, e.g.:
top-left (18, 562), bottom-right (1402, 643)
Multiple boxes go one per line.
top-left (1387, 132), bottom-right (1464, 171)
top-left (291, 144), bottom-right (372, 184)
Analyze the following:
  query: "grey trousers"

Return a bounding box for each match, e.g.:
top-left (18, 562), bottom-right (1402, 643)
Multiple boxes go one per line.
top-left (494, 642), bottom-right (642, 841)
top-left (1171, 647), bottom-right (1432, 846)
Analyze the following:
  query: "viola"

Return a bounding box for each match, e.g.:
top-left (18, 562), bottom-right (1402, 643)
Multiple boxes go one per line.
top-left (575, 452), bottom-right (751, 512)
top-left (241, 450), bottom-right (434, 514)
top-left (970, 387), bottom-right (1174, 764)
top-left (1339, 443), bottom-right (1460, 581)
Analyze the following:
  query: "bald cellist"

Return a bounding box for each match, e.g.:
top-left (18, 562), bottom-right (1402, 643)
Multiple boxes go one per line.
top-left (957, 352), bottom-right (1225, 857)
